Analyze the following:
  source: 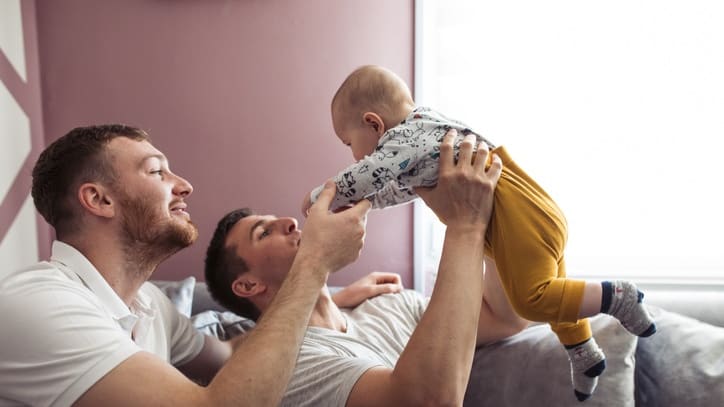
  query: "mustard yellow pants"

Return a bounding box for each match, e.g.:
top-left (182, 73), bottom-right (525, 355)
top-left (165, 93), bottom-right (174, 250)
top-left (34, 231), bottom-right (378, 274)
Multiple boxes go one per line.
top-left (485, 146), bottom-right (591, 346)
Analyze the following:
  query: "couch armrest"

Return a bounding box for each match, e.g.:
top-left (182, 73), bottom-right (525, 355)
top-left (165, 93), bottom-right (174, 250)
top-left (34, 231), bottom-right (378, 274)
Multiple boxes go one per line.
top-left (640, 287), bottom-right (724, 328)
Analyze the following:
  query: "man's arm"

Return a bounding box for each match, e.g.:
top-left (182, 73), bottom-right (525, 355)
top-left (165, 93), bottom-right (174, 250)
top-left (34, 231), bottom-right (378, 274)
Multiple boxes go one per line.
top-left (346, 129), bottom-right (504, 407)
top-left (331, 271), bottom-right (403, 308)
top-left (74, 180), bottom-right (371, 407)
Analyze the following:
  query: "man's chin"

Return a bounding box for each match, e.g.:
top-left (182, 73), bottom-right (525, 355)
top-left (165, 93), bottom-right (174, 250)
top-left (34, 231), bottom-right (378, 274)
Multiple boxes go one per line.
top-left (164, 220), bottom-right (198, 250)
top-left (177, 222), bottom-right (199, 247)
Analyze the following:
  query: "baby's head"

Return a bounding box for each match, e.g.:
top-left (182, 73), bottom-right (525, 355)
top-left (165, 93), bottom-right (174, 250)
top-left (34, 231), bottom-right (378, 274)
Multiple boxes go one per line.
top-left (331, 65), bottom-right (415, 161)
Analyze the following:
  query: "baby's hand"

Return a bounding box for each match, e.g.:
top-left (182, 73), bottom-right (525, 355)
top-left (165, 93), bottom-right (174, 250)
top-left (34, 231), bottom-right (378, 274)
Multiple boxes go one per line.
top-left (301, 192), bottom-right (313, 217)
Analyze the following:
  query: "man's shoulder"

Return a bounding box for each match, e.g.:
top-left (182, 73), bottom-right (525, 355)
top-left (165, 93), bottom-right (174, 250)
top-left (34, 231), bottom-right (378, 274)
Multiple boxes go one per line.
top-left (349, 289), bottom-right (427, 319)
top-left (371, 289), bottom-right (424, 304)
top-left (1, 260), bottom-right (86, 301)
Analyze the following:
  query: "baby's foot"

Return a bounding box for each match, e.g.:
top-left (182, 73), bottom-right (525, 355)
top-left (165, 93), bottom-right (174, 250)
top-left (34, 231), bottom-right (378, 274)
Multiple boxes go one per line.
top-left (565, 338), bottom-right (606, 401)
top-left (602, 280), bottom-right (657, 337)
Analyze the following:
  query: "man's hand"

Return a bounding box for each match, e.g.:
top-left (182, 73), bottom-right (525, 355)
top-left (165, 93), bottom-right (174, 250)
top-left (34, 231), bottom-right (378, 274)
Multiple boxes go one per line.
top-left (296, 179), bottom-right (371, 274)
top-left (416, 129), bottom-right (502, 230)
top-left (301, 192), bottom-right (313, 217)
top-left (332, 271), bottom-right (403, 308)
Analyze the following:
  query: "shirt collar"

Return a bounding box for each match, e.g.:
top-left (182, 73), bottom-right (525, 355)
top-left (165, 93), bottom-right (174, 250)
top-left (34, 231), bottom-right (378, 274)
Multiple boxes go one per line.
top-left (49, 240), bottom-right (138, 324)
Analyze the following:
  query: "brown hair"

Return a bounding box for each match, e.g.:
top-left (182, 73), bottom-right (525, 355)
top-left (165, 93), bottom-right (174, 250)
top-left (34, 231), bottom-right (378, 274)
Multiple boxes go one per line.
top-left (331, 65), bottom-right (415, 131)
top-left (31, 124), bottom-right (149, 237)
top-left (204, 208), bottom-right (262, 321)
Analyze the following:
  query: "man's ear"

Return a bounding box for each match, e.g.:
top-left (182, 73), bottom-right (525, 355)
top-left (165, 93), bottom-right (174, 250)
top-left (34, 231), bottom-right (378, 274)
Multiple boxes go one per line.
top-left (231, 274), bottom-right (267, 299)
top-left (362, 112), bottom-right (386, 137)
top-left (77, 182), bottom-right (115, 219)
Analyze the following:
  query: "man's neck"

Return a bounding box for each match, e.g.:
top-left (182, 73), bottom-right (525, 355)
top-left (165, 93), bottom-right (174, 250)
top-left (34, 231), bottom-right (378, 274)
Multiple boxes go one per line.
top-left (308, 288), bottom-right (347, 332)
top-left (63, 233), bottom-right (168, 306)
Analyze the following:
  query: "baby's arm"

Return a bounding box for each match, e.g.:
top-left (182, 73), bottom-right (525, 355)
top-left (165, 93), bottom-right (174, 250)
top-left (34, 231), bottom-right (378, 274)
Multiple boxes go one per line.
top-left (309, 141), bottom-right (420, 212)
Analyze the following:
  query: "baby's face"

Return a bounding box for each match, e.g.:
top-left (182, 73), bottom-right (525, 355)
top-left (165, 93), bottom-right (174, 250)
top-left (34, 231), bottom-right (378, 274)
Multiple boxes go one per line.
top-left (336, 125), bottom-right (379, 162)
top-left (332, 109), bottom-right (380, 161)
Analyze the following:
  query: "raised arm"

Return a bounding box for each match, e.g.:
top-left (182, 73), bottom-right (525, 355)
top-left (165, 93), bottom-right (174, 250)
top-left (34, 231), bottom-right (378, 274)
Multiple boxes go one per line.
top-left (307, 136), bottom-right (421, 213)
top-left (74, 181), bottom-right (371, 407)
top-left (345, 129), bottom-right (503, 407)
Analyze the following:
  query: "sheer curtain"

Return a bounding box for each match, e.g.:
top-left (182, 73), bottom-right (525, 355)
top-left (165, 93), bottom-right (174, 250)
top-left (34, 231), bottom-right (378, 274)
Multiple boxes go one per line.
top-left (413, 0), bottom-right (724, 294)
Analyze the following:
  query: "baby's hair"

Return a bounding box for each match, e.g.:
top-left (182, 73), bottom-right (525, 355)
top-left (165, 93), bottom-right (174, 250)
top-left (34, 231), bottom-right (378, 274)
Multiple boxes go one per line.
top-left (331, 65), bottom-right (414, 130)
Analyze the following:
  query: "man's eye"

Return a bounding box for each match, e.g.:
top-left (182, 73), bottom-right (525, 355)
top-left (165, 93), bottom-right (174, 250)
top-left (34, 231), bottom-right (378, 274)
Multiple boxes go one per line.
top-left (151, 170), bottom-right (163, 175)
top-left (259, 229), bottom-right (270, 239)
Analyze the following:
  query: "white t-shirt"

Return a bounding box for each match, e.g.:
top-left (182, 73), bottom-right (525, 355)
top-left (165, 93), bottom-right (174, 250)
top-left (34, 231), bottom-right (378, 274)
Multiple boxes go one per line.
top-left (281, 290), bottom-right (429, 407)
top-left (0, 241), bottom-right (204, 407)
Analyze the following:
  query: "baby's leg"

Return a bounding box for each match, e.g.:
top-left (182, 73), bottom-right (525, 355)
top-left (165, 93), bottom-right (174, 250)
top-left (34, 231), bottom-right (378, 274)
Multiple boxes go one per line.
top-left (578, 280), bottom-right (656, 337)
top-left (552, 320), bottom-right (606, 402)
top-left (492, 248), bottom-right (607, 401)
top-left (600, 281), bottom-right (657, 337)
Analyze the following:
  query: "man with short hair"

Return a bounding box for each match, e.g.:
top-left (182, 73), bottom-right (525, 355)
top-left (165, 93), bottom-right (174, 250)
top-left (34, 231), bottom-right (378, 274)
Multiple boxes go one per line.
top-left (0, 124), bottom-right (381, 406)
top-left (205, 130), bottom-right (529, 407)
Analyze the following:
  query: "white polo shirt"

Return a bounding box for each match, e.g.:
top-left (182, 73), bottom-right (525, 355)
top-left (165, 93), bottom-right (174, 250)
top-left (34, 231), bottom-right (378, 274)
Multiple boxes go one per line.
top-left (0, 241), bottom-right (204, 407)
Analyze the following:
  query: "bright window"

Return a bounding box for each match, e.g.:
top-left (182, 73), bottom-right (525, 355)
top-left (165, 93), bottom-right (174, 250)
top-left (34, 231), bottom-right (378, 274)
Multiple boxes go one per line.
top-left (414, 0), bottom-right (724, 293)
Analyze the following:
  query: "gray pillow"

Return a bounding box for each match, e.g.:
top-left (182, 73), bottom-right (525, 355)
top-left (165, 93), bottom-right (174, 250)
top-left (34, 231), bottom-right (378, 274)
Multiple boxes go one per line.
top-left (192, 310), bottom-right (255, 341)
top-left (635, 306), bottom-right (724, 406)
top-left (464, 314), bottom-right (637, 407)
top-left (153, 276), bottom-right (196, 317)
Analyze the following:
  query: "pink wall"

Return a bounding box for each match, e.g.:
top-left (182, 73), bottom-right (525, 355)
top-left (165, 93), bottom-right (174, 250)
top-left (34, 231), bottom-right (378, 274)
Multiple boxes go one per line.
top-left (0, 0), bottom-right (52, 261)
top-left (35, 0), bottom-right (415, 287)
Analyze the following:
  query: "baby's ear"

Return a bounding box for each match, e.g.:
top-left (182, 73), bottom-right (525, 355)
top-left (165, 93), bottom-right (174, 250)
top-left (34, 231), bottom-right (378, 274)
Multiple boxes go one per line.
top-left (363, 112), bottom-right (386, 136)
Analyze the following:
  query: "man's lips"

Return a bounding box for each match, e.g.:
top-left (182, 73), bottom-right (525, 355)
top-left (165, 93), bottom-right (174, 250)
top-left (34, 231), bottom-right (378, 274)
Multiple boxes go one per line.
top-left (291, 230), bottom-right (302, 246)
top-left (170, 202), bottom-right (190, 218)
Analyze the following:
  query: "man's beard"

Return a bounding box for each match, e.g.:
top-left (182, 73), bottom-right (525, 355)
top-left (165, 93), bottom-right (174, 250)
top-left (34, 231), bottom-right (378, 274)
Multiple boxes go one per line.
top-left (118, 192), bottom-right (198, 263)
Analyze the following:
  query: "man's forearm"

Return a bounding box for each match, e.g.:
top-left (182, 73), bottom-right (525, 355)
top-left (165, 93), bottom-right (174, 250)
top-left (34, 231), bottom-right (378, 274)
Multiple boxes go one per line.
top-left (205, 256), bottom-right (328, 406)
top-left (392, 226), bottom-right (486, 405)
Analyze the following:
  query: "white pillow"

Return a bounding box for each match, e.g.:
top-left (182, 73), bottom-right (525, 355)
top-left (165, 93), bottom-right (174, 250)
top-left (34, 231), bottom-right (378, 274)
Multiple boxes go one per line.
top-left (191, 310), bottom-right (254, 341)
top-left (153, 276), bottom-right (196, 317)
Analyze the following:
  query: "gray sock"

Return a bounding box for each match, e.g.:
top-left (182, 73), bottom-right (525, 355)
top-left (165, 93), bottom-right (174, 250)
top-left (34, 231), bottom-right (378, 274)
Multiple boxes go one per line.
top-left (604, 280), bottom-right (657, 337)
top-left (566, 337), bottom-right (606, 401)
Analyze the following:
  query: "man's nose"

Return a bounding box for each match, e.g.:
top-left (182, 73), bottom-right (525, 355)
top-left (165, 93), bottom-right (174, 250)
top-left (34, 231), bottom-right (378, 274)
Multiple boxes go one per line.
top-left (172, 173), bottom-right (193, 197)
top-left (280, 217), bottom-right (298, 234)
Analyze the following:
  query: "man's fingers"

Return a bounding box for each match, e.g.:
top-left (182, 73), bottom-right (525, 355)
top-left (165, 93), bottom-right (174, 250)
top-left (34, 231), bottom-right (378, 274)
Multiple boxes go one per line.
top-left (370, 283), bottom-right (403, 296)
top-left (381, 283), bottom-right (403, 294)
top-left (344, 197), bottom-right (372, 218)
top-left (438, 129), bottom-right (457, 173)
top-left (457, 133), bottom-right (476, 167)
top-left (486, 154), bottom-right (503, 187)
top-left (310, 179), bottom-right (336, 213)
top-left (473, 142), bottom-right (491, 172)
top-left (372, 271), bottom-right (402, 285)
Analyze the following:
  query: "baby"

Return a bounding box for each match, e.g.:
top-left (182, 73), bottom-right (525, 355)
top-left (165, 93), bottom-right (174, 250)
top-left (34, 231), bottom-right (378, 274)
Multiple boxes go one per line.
top-left (303, 65), bottom-right (656, 401)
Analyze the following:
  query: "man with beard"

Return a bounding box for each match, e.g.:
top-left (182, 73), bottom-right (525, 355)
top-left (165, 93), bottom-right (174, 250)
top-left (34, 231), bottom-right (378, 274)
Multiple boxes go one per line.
top-left (0, 124), bottom-right (384, 407)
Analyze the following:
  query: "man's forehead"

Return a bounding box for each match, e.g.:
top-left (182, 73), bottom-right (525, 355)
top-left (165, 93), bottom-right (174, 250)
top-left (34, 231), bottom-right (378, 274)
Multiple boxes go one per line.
top-left (228, 214), bottom-right (276, 245)
top-left (107, 137), bottom-right (165, 162)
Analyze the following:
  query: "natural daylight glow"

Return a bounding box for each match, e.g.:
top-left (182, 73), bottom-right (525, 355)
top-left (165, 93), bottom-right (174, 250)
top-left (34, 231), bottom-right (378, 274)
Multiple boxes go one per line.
top-left (415, 0), bottom-right (724, 283)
